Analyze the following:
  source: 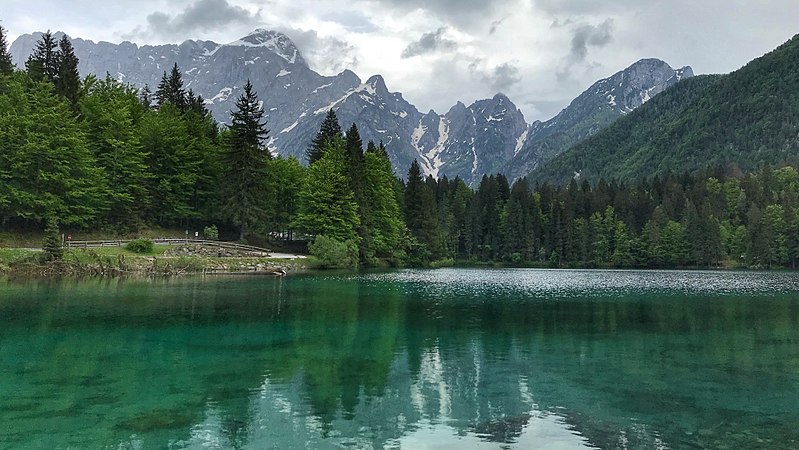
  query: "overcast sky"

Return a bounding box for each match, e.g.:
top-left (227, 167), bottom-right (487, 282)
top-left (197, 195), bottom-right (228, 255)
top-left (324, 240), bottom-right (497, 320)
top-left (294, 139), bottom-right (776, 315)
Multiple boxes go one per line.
top-left (3, 0), bottom-right (797, 121)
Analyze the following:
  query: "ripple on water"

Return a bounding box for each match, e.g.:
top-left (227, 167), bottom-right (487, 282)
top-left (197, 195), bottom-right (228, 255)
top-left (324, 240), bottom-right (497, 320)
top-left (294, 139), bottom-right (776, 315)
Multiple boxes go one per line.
top-left (363, 269), bottom-right (799, 300)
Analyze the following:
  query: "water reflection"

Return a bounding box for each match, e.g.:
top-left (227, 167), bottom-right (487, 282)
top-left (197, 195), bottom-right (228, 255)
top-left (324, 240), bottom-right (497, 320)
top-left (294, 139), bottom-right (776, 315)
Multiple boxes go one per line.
top-left (1, 270), bottom-right (799, 448)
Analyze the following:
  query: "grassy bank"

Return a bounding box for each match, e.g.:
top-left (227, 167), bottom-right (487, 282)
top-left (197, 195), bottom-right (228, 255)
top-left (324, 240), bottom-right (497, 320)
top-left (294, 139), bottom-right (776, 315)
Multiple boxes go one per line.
top-left (0, 247), bottom-right (310, 277)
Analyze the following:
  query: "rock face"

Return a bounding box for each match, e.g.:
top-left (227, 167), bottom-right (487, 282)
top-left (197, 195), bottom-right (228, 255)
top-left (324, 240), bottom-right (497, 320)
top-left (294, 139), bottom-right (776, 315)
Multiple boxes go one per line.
top-left (502, 59), bottom-right (693, 182)
top-left (10, 31), bottom-right (691, 185)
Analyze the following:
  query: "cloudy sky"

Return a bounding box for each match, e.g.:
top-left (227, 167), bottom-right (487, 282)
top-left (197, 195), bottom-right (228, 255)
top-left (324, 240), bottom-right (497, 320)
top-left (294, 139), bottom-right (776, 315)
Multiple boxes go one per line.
top-left (3, 0), bottom-right (797, 121)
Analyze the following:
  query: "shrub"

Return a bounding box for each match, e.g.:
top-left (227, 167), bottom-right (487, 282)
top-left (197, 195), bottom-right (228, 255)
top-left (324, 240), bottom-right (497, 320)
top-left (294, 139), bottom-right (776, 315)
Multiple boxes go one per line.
top-left (126, 239), bottom-right (154, 254)
top-left (308, 235), bottom-right (358, 269)
top-left (203, 225), bottom-right (219, 240)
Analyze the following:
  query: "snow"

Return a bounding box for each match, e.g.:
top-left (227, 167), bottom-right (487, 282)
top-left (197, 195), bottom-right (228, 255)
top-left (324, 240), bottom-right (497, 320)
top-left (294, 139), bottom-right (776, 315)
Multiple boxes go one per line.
top-left (227, 31), bottom-right (299, 64)
top-left (607, 94), bottom-right (617, 107)
top-left (311, 83), bottom-right (333, 94)
top-left (210, 87), bottom-right (233, 103)
top-left (419, 118), bottom-right (450, 178)
top-left (276, 69), bottom-right (291, 77)
top-left (280, 120), bottom-right (300, 134)
top-left (514, 128), bottom-right (529, 156)
top-left (245, 60), bottom-right (255, 66)
top-left (393, 110), bottom-right (408, 118)
top-left (470, 137), bottom-right (478, 176)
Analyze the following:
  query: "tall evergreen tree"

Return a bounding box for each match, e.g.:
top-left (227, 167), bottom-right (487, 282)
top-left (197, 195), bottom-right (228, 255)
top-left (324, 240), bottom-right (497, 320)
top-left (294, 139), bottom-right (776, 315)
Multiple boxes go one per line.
top-left (307, 109), bottom-right (342, 164)
top-left (404, 160), bottom-right (443, 261)
top-left (221, 79), bottom-right (270, 240)
top-left (139, 84), bottom-right (153, 109)
top-left (56, 35), bottom-right (81, 110)
top-left (293, 137), bottom-right (360, 242)
top-left (363, 141), bottom-right (406, 262)
top-left (155, 64), bottom-right (187, 110)
top-left (25, 31), bottom-right (59, 84)
top-left (0, 25), bottom-right (13, 75)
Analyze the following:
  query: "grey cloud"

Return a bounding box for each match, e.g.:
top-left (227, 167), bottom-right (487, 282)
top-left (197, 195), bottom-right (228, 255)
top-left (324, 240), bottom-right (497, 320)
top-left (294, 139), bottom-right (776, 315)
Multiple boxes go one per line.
top-left (489, 17), bottom-right (508, 35)
top-left (401, 27), bottom-right (457, 59)
top-left (367, 0), bottom-right (498, 27)
top-left (321, 11), bottom-right (379, 33)
top-left (279, 28), bottom-right (359, 74)
top-left (569, 19), bottom-right (613, 62)
top-left (486, 63), bottom-right (522, 91)
top-left (132, 0), bottom-right (262, 39)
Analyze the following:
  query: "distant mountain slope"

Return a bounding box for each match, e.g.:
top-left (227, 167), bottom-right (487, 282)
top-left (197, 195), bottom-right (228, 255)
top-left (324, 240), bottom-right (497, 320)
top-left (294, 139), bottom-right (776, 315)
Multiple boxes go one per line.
top-left (534, 34), bottom-right (799, 184)
top-left (503, 59), bottom-right (692, 182)
top-left (10, 29), bottom-right (690, 182)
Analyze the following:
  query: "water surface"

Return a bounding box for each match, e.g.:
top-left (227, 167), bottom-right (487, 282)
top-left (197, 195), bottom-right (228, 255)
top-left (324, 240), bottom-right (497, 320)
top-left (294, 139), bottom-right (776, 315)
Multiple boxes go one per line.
top-left (1, 269), bottom-right (799, 449)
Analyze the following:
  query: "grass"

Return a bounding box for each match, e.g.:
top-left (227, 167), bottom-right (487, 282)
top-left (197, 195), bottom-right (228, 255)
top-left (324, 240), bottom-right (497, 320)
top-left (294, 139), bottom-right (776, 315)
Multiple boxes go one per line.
top-left (0, 228), bottom-right (192, 248)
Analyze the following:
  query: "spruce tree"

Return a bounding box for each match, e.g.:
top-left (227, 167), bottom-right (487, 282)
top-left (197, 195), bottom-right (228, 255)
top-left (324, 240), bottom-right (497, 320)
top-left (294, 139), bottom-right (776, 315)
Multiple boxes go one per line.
top-left (42, 217), bottom-right (64, 261)
top-left (0, 25), bottom-right (13, 75)
top-left (306, 109), bottom-right (342, 164)
top-left (139, 84), bottom-right (153, 109)
top-left (221, 79), bottom-right (270, 240)
top-left (404, 160), bottom-right (443, 261)
top-left (56, 35), bottom-right (81, 111)
top-left (155, 64), bottom-right (187, 110)
top-left (25, 31), bottom-right (59, 84)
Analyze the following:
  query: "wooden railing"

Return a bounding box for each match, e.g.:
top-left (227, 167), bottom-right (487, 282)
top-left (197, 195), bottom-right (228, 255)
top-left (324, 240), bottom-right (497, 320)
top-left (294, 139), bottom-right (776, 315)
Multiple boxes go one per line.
top-left (65, 238), bottom-right (271, 255)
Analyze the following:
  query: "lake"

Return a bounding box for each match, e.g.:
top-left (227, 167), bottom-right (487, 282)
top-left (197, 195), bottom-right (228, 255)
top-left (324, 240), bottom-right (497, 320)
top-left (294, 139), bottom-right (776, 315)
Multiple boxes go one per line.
top-left (1, 269), bottom-right (799, 449)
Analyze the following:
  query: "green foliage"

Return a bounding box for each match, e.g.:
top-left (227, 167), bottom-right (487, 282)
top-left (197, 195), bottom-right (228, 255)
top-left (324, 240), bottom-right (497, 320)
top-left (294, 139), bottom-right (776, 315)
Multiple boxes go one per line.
top-left (308, 235), bottom-right (359, 269)
top-left (307, 109), bottom-right (342, 164)
top-left (126, 239), bottom-right (154, 254)
top-left (221, 79), bottom-right (270, 240)
top-left (264, 156), bottom-right (307, 240)
top-left (203, 225), bottom-right (219, 240)
top-left (0, 74), bottom-right (106, 226)
top-left (293, 137), bottom-right (360, 243)
top-left (537, 33), bottom-right (799, 184)
top-left (0, 25), bottom-right (13, 75)
top-left (42, 217), bottom-right (63, 261)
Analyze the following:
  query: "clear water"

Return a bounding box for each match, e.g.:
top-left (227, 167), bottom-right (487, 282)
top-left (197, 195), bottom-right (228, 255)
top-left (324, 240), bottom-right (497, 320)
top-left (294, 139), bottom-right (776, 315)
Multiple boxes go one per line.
top-left (1, 269), bottom-right (799, 449)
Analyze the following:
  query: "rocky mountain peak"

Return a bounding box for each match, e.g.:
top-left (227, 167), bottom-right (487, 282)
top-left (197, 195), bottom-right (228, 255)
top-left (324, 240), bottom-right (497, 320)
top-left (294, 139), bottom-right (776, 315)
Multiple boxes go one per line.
top-left (228, 29), bottom-right (305, 66)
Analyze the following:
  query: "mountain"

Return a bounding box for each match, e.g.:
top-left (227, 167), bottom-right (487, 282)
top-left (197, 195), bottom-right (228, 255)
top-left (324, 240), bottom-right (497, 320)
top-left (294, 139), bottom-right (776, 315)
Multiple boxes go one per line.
top-left (533, 34), bottom-right (799, 184)
top-left (10, 29), bottom-right (688, 183)
top-left (503, 59), bottom-right (693, 182)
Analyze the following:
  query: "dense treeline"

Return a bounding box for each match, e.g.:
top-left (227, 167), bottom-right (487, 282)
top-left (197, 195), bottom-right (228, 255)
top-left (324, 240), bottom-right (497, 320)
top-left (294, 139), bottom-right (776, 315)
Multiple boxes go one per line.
top-left (2, 29), bottom-right (799, 269)
top-left (536, 33), bottom-right (799, 184)
top-left (404, 166), bottom-right (799, 269)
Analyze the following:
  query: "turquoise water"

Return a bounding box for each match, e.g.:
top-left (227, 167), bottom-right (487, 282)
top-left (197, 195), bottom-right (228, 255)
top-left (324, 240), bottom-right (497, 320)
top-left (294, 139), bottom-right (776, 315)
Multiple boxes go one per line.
top-left (1, 269), bottom-right (799, 449)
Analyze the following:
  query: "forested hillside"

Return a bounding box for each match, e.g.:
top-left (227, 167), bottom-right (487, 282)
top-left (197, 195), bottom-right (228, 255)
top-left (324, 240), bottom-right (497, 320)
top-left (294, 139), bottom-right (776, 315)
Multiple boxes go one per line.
top-left (3, 28), bottom-right (799, 270)
top-left (535, 34), bottom-right (799, 184)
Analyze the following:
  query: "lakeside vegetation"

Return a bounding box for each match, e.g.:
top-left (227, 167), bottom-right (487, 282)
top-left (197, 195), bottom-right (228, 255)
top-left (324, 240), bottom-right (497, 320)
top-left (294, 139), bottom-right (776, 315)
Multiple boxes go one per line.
top-left (2, 28), bottom-right (799, 273)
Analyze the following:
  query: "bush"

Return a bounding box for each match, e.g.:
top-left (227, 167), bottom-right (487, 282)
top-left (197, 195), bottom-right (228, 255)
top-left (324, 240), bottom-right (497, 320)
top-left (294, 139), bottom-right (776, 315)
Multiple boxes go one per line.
top-left (126, 239), bottom-right (154, 254)
top-left (203, 225), bottom-right (219, 240)
top-left (308, 235), bottom-right (358, 269)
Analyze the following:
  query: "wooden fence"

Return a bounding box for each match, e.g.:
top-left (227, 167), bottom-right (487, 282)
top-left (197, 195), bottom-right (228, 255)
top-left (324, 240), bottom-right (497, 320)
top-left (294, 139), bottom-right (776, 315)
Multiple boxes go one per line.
top-left (65, 238), bottom-right (271, 255)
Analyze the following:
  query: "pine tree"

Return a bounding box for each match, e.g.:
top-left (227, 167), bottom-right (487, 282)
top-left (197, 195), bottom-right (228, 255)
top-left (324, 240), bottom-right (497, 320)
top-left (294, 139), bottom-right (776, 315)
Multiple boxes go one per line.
top-left (221, 79), bottom-right (270, 240)
top-left (155, 64), bottom-right (187, 110)
top-left (404, 160), bottom-right (443, 261)
top-left (139, 84), bottom-right (153, 109)
top-left (363, 142), bottom-right (406, 262)
top-left (0, 25), bottom-right (14, 75)
top-left (42, 217), bottom-right (64, 261)
top-left (307, 109), bottom-right (342, 164)
top-left (56, 35), bottom-right (81, 111)
top-left (25, 31), bottom-right (59, 84)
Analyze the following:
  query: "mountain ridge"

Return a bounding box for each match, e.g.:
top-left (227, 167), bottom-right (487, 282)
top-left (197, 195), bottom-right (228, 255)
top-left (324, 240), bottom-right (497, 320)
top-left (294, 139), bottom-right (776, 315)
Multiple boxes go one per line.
top-left (10, 29), bottom-right (690, 184)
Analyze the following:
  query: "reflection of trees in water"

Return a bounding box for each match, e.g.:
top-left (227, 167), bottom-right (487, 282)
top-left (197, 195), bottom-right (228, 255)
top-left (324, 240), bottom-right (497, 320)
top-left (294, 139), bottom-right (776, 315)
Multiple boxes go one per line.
top-left (5, 275), bottom-right (799, 448)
